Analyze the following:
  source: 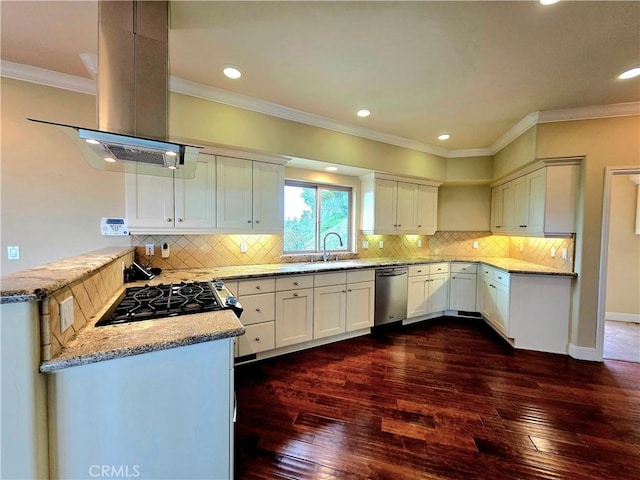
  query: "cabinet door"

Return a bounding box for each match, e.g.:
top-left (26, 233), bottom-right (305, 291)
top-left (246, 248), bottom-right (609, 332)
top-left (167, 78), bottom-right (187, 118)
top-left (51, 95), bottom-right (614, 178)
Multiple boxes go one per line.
top-left (407, 275), bottom-right (429, 318)
top-left (525, 169), bottom-right (546, 234)
top-left (346, 281), bottom-right (374, 332)
top-left (427, 273), bottom-right (449, 313)
top-left (174, 156), bottom-right (217, 229)
top-left (216, 156), bottom-right (253, 230)
top-left (374, 179), bottom-right (398, 232)
top-left (417, 185), bottom-right (438, 234)
top-left (396, 182), bottom-right (418, 233)
top-left (494, 282), bottom-right (510, 336)
top-left (313, 284), bottom-right (346, 339)
top-left (253, 161), bottom-right (285, 232)
top-left (125, 171), bottom-right (174, 229)
top-left (480, 275), bottom-right (496, 320)
top-left (490, 187), bottom-right (503, 232)
top-left (512, 176), bottom-right (529, 232)
top-left (449, 273), bottom-right (477, 311)
top-left (275, 288), bottom-right (313, 347)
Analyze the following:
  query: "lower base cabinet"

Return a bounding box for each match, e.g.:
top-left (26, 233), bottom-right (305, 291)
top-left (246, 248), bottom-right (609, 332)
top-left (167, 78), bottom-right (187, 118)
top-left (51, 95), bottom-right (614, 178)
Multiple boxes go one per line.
top-left (276, 288), bottom-right (314, 347)
top-left (47, 340), bottom-right (235, 480)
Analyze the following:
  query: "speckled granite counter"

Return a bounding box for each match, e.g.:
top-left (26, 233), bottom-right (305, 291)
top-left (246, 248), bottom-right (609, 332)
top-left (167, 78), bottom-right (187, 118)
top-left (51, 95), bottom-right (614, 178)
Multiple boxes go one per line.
top-left (0, 246), bottom-right (134, 303)
top-left (143, 256), bottom-right (576, 285)
top-left (40, 309), bottom-right (244, 373)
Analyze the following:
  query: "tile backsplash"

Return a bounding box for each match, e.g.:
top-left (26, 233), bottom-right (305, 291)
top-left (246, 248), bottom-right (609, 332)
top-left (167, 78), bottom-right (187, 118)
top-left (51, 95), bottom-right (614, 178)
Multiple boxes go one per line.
top-left (132, 231), bottom-right (575, 273)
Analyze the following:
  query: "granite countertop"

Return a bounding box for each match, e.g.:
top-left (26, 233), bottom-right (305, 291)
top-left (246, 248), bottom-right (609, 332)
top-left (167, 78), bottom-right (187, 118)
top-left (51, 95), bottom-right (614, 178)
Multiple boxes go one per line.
top-left (40, 307), bottom-right (244, 373)
top-left (143, 256), bottom-right (577, 285)
top-left (0, 246), bottom-right (134, 303)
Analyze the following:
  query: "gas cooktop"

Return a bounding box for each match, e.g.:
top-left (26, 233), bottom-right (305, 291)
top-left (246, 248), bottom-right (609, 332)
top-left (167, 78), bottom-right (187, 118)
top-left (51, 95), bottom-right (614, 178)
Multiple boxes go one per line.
top-left (95, 280), bottom-right (242, 327)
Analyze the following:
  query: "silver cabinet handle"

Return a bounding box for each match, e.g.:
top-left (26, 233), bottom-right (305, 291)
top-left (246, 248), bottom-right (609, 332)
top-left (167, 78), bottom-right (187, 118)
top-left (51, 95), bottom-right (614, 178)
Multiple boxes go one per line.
top-left (293, 293), bottom-right (298, 297)
top-left (255, 308), bottom-right (261, 312)
top-left (418, 224), bottom-right (422, 227)
top-left (255, 285), bottom-right (261, 290)
top-left (255, 337), bottom-right (261, 342)
top-left (247, 220), bottom-right (252, 223)
top-left (398, 224), bottom-right (402, 227)
top-left (177, 218), bottom-right (183, 222)
top-left (348, 289), bottom-right (352, 292)
top-left (293, 281), bottom-right (299, 286)
top-left (167, 218), bottom-right (172, 222)
top-left (255, 220), bottom-right (260, 224)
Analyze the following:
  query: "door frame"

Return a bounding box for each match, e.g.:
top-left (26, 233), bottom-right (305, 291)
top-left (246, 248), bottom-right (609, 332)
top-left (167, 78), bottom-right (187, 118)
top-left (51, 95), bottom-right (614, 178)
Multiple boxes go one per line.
top-left (595, 166), bottom-right (640, 361)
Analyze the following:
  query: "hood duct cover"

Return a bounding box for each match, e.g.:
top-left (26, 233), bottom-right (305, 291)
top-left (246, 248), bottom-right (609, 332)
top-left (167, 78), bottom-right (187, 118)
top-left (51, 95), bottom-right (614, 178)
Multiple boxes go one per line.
top-left (29, 0), bottom-right (200, 178)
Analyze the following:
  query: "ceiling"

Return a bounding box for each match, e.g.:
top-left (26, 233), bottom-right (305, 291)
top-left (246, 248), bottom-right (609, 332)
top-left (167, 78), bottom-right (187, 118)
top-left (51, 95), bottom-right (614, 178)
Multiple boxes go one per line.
top-left (1, 1), bottom-right (639, 156)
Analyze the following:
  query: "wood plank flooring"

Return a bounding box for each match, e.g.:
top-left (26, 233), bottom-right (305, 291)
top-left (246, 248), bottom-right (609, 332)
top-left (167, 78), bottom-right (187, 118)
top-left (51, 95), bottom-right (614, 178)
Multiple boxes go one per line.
top-left (234, 318), bottom-right (640, 479)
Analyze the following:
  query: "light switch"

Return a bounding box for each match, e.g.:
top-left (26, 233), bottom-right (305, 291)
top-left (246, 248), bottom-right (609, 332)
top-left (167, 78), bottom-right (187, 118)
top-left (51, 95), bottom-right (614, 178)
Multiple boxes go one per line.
top-left (378, 240), bottom-right (384, 248)
top-left (551, 247), bottom-right (556, 258)
top-left (562, 248), bottom-right (568, 259)
top-left (7, 246), bottom-right (20, 260)
top-left (473, 241), bottom-right (479, 249)
top-left (240, 242), bottom-right (248, 253)
top-left (361, 240), bottom-right (369, 249)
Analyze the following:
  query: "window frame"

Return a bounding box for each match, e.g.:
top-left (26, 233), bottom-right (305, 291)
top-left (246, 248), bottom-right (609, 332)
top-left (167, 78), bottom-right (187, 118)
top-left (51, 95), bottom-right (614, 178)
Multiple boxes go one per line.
top-left (283, 179), bottom-right (353, 255)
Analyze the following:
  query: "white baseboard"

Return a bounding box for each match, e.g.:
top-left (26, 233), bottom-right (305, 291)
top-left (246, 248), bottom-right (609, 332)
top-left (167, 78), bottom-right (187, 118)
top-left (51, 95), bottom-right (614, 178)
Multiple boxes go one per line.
top-left (605, 312), bottom-right (640, 323)
top-left (568, 343), bottom-right (601, 362)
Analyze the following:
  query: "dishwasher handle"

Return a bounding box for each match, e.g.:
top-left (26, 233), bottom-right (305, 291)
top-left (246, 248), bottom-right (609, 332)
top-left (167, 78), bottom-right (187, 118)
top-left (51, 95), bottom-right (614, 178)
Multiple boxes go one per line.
top-left (377, 270), bottom-right (407, 277)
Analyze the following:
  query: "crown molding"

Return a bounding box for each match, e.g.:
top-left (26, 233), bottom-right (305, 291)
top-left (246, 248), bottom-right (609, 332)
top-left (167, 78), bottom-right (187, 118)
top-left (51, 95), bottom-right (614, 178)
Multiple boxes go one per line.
top-left (538, 102), bottom-right (640, 123)
top-left (1, 60), bottom-right (95, 94)
top-left (3, 61), bottom-right (639, 159)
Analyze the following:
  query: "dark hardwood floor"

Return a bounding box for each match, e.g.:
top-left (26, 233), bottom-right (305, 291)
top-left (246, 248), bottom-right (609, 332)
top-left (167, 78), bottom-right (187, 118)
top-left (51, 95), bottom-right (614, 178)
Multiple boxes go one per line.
top-left (234, 318), bottom-right (640, 480)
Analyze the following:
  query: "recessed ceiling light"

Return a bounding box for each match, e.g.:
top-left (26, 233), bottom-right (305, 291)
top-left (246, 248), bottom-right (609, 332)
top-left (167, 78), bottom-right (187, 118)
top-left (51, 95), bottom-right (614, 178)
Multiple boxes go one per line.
top-left (223, 66), bottom-right (242, 79)
top-left (357, 109), bottom-right (371, 118)
top-left (325, 166), bottom-right (337, 172)
top-left (540, 0), bottom-right (560, 5)
top-left (618, 66), bottom-right (640, 80)
top-left (438, 133), bottom-right (450, 141)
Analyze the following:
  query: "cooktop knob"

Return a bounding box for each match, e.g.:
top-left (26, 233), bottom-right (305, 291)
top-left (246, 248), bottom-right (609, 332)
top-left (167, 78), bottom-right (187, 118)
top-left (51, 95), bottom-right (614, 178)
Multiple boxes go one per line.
top-left (226, 296), bottom-right (238, 306)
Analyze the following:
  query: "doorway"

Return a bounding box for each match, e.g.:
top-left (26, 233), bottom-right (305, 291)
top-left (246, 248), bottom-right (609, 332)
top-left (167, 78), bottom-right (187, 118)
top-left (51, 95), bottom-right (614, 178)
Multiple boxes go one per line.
top-left (597, 167), bottom-right (640, 362)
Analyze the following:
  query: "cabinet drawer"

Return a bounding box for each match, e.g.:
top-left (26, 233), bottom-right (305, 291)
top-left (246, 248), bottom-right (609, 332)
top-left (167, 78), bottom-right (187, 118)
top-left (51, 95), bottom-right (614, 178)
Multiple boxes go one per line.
top-left (408, 264), bottom-right (429, 277)
top-left (276, 275), bottom-right (314, 291)
top-left (493, 270), bottom-right (510, 287)
top-left (238, 292), bottom-right (275, 325)
top-left (347, 269), bottom-right (375, 284)
top-left (451, 263), bottom-right (477, 274)
top-left (314, 272), bottom-right (347, 287)
top-left (238, 278), bottom-right (275, 295)
top-left (429, 263), bottom-right (449, 274)
top-left (237, 322), bottom-right (275, 356)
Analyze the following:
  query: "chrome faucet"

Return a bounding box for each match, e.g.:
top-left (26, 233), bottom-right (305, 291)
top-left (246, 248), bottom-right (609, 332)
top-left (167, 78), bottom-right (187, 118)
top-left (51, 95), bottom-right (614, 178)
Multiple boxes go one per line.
top-left (322, 232), bottom-right (344, 262)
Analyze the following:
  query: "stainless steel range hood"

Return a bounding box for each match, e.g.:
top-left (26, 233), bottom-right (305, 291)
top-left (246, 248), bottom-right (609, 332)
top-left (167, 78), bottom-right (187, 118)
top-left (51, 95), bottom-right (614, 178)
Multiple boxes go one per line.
top-left (29, 1), bottom-right (200, 178)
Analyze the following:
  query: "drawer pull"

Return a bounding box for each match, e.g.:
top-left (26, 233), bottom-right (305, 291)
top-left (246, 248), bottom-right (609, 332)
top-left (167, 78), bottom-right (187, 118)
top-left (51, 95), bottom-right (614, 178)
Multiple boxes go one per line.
top-left (247, 220), bottom-right (252, 223)
top-left (177, 218), bottom-right (183, 223)
top-left (255, 308), bottom-right (261, 312)
top-left (255, 285), bottom-right (261, 290)
top-left (167, 218), bottom-right (172, 222)
top-left (254, 337), bottom-right (261, 342)
top-left (255, 220), bottom-right (260, 224)
top-left (437, 268), bottom-right (442, 271)
top-left (293, 293), bottom-right (298, 297)
top-left (293, 281), bottom-right (299, 286)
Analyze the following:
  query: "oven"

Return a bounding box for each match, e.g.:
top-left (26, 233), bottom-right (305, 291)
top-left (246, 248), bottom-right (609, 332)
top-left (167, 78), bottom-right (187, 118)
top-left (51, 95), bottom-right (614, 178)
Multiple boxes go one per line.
top-left (96, 279), bottom-right (243, 326)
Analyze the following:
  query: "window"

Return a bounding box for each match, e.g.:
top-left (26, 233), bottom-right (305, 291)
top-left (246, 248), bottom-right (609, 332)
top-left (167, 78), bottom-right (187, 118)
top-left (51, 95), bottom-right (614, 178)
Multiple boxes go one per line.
top-left (284, 180), bottom-right (351, 254)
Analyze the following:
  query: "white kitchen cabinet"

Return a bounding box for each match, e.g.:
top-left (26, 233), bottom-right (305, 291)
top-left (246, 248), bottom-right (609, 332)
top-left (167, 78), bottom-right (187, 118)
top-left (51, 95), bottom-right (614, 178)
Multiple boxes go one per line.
top-left (479, 266), bottom-right (510, 336)
top-left (490, 160), bottom-right (580, 236)
top-left (125, 153), bottom-right (217, 232)
top-left (216, 156), bottom-right (284, 233)
top-left (313, 269), bottom-right (375, 339)
top-left (275, 276), bottom-right (314, 347)
top-left (449, 263), bottom-right (478, 312)
top-left (360, 173), bottom-right (440, 235)
top-left (407, 263), bottom-right (449, 318)
top-left (417, 184), bottom-right (438, 234)
top-left (236, 278), bottom-right (276, 357)
top-left (47, 339), bottom-right (235, 480)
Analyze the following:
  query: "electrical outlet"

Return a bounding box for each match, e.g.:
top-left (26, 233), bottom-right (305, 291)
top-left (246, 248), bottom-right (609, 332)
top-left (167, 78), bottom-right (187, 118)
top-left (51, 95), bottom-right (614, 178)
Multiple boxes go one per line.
top-left (378, 240), bottom-right (384, 248)
top-left (473, 241), bottom-right (479, 249)
top-left (562, 248), bottom-right (568, 259)
top-left (240, 242), bottom-right (248, 253)
top-left (519, 243), bottom-right (524, 252)
top-left (361, 240), bottom-right (369, 249)
top-left (417, 239), bottom-right (422, 248)
top-left (161, 243), bottom-right (170, 258)
top-left (551, 247), bottom-right (556, 258)
top-left (60, 296), bottom-right (74, 333)
top-left (145, 244), bottom-right (154, 256)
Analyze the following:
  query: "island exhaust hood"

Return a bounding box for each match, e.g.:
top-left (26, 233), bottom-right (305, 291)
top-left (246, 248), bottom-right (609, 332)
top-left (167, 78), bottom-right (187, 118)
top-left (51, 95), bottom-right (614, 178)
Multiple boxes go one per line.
top-left (29, 0), bottom-right (200, 178)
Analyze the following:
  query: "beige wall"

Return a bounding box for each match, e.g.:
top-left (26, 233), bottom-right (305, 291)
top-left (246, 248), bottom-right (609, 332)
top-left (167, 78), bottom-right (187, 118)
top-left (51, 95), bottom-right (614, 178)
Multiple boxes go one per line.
top-left (605, 174), bottom-right (640, 316)
top-left (493, 126), bottom-right (538, 179)
top-left (169, 92), bottom-right (448, 181)
top-left (534, 116), bottom-right (640, 348)
top-left (438, 186), bottom-right (491, 231)
top-left (0, 78), bottom-right (130, 275)
top-left (445, 156), bottom-right (493, 184)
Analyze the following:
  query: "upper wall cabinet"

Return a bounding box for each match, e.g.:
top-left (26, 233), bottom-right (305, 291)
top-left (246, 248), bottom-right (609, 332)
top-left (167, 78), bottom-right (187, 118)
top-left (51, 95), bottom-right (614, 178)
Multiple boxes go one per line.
top-left (216, 156), bottom-right (285, 233)
top-left (126, 153), bottom-right (217, 233)
top-left (360, 173), bottom-right (440, 235)
top-left (490, 158), bottom-right (581, 237)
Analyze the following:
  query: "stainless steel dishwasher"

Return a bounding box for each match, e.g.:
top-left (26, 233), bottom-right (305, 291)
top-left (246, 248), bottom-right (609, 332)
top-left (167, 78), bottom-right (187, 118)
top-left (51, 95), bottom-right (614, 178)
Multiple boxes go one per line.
top-left (374, 267), bottom-right (408, 326)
